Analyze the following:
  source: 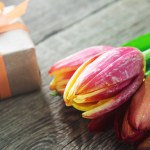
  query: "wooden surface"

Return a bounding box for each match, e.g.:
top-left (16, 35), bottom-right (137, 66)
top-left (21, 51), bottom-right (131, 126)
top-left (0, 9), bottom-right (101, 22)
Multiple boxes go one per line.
top-left (0, 0), bottom-right (150, 149)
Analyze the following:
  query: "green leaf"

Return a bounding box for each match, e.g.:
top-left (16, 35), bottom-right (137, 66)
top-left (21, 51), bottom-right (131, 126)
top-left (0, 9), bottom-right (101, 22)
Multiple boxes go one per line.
top-left (123, 33), bottom-right (150, 52)
top-left (50, 91), bottom-right (59, 96)
top-left (145, 70), bottom-right (150, 77)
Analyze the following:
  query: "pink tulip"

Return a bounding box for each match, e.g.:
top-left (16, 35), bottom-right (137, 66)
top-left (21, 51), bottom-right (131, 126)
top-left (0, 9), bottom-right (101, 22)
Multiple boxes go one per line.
top-left (49, 46), bottom-right (113, 94)
top-left (64, 47), bottom-right (145, 119)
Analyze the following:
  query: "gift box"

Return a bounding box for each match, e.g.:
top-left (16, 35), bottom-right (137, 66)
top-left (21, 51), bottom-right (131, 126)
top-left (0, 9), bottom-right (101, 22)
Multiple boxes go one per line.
top-left (0, 2), bottom-right (41, 100)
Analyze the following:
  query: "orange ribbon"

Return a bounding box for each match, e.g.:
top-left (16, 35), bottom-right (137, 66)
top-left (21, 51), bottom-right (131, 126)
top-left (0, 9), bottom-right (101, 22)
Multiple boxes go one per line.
top-left (0, 0), bottom-right (30, 99)
top-left (0, 54), bottom-right (11, 99)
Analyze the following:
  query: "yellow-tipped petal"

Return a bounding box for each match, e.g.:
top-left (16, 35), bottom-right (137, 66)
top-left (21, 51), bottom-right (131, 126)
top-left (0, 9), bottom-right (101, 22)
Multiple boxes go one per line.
top-left (55, 85), bottom-right (66, 93)
top-left (56, 88), bottom-right (65, 94)
top-left (55, 79), bottom-right (69, 87)
top-left (82, 99), bottom-right (114, 119)
top-left (73, 98), bottom-right (111, 112)
top-left (50, 76), bottom-right (68, 89)
top-left (72, 101), bottom-right (98, 111)
top-left (73, 88), bottom-right (107, 104)
top-left (50, 67), bottom-right (77, 76)
top-left (82, 72), bottom-right (144, 119)
top-left (50, 78), bottom-right (56, 90)
top-left (64, 55), bottom-right (99, 106)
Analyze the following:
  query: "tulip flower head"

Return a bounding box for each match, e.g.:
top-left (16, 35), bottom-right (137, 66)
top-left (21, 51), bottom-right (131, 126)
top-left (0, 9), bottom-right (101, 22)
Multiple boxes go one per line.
top-left (115, 109), bottom-right (145, 143)
top-left (114, 75), bottom-right (150, 145)
top-left (49, 46), bottom-right (113, 94)
top-left (128, 76), bottom-right (150, 131)
top-left (64, 47), bottom-right (145, 119)
top-left (48, 33), bottom-right (150, 149)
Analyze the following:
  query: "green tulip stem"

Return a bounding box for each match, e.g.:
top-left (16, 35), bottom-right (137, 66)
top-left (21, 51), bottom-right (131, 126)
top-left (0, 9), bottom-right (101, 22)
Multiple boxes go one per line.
top-left (123, 33), bottom-right (150, 52)
top-left (143, 49), bottom-right (150, 62)
top-left (143, 49), bottom-right (150, 74)
top-left (145, 70), bottom-right (150, 77)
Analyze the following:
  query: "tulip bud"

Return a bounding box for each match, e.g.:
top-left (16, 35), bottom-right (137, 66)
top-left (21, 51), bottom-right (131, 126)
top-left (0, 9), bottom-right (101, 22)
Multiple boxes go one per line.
top-left (64, 47), bottom-right (145, 119)
top-left (114, 103), bottom-right (145, 143)
top-left (128, 76), bottom-right (150, 131)
top-left (49, 46), bottom-right (113, 94)
top-left (121, 110), bottom-right (145, 143)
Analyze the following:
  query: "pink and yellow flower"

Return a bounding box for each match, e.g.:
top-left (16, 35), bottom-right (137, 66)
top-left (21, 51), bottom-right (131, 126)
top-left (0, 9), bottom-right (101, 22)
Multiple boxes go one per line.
top-left (49, 46), bottom-right (113, 94)
top-left (64, 47), bottom-right (145, 119)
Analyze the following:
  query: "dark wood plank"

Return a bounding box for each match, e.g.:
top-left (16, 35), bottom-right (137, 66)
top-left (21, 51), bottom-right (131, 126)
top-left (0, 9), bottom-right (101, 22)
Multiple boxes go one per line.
top-left (1, 0), bottom-right (150, 149)
top-left (3, 0), bottom-right (117, 44)
top-left (62, 131), bottom-right (134, 150)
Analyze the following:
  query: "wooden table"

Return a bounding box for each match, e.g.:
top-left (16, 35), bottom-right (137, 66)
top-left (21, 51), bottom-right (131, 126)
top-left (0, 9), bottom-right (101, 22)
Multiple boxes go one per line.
top-left (0, 0), bottom-right (150, 149)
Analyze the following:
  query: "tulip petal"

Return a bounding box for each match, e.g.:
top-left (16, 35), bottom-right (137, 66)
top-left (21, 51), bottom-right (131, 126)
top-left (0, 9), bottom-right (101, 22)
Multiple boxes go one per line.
top-left (64, 54), bottom-right (101, 106)
top-left (121, 110), bottom-right (145, 143)
top-left (114, 103), bottom-right (145, 143)
top-left (50, 78), bottom-right (57, 90)
top-left (82, 72), bottom-right (144, 119)
top-left (50, 70), bottom-right (76, 83)
top-left (72, 98), bottom-right (111, 111)
top-left (50, 46), bottom-right (114, 94)
top-left (74, 47), bottom-right (144, 95)
top-left (129, 76), bottom-right (150, 131)
top-left (73, 78), bottom-right (132, 103)
top-left (49, 70), bottom-right (76, 94)
top-left (49, 46), bottom-right (113, 74)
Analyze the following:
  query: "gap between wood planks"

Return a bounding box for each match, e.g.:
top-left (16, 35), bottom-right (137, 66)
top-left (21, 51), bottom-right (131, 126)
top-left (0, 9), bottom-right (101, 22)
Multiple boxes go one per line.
top-left (36, 0), bottom-right (120, 45)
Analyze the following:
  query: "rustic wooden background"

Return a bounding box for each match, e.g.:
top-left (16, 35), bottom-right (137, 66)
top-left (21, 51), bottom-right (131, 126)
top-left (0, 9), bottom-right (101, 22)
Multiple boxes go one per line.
top-left (1, 0), bottom-right (150, 149)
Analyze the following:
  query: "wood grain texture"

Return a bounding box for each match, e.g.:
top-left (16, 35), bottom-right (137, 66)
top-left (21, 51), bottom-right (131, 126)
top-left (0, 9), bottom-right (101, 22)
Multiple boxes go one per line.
top-left (1, 0), bottom-right (150, 149)
top-left (2, 0), bottom-right (117, 44)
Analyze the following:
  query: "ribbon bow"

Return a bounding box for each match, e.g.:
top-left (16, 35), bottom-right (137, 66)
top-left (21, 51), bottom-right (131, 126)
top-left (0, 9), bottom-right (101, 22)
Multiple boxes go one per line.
top-left (0, 0), bottom-right (30, 100)
top-left (0, 0), bottom-right (29, 33)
